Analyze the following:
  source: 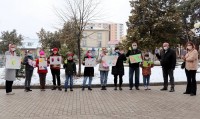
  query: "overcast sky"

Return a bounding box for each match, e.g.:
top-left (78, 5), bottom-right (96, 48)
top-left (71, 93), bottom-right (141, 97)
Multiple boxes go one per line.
top-left (0, 0), bottom-right (131, 39)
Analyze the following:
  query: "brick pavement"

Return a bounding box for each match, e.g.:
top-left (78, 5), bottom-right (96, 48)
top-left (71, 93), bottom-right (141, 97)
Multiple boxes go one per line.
top-left (0, 85), bottom-right (200, 119)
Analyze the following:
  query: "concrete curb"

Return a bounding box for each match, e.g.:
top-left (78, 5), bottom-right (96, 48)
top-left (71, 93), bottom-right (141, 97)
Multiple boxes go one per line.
top-left (1, 81), bottom-right (200, 89)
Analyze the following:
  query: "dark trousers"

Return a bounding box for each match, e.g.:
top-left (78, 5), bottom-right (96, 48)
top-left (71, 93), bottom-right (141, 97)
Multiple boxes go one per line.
top-left (129, 67), bottom-right (140, 88)
top-left (51, 69), bottom-right (61, 86)
top-left (185, 69), bottom-right (197, 95)
top-left (162, 68), bottom-right (175, 89)
top-left (114, 75), bottom-right (123, 87)
top-left (25, 70), bottom-right (33, 88)
top-left (5, 80), bottom-right (13, 93)
top-left (39, 73), bottom-right (46, 89)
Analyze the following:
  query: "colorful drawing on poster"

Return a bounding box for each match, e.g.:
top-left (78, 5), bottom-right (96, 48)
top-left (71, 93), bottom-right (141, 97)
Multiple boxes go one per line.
top-left (50, 56), bottom-right (62, 65)
top-left (102, 56), bottom-right (118, 66)
top-left (5, 55), bottom-right (21, 69)
top-left (85, 58), bottom-right (96, 67)
top-left (39, 58), bottom-right (47, 70)
top-left (28, 59), bottom-right (36, 67)
top-left (129, 54), bottom-right (142, 63)
top-left (143, 61), bottom-right (153, 67)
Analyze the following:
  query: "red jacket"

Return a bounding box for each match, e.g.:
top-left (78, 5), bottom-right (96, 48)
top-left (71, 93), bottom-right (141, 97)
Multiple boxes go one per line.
top-left (36, 58), bottom-right (48, 74)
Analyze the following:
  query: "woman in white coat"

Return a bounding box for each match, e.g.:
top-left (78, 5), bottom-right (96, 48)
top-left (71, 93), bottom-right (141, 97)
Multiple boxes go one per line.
top-left (5, 44), bottom-right (17, 95)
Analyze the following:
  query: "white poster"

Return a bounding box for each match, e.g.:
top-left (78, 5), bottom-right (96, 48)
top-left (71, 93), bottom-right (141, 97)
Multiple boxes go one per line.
top-left (50, 56), bottom-right (62, 65)
top-left (5, 55), bottom-right (21, 69)
top-left (39, 58), bottom-right (47, 70)
top-left (85, 58), bottom-right (96, 67)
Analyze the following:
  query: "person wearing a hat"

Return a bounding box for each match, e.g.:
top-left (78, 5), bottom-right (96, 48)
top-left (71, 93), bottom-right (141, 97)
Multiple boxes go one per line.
top-left (82, 50), bottom-right (94, 91)
top-left (111, 47), bottom-right (126, 90)
top-left (48, 48), bottom-right (62, 91)
top-left (140, 53), bottom-right (154, 90)
top-left (63, 52), bottom-right (76, 92)
top-left (97, 47), bottom-right (109, 90)
top-left (36, 50), bottom-right (48, 91)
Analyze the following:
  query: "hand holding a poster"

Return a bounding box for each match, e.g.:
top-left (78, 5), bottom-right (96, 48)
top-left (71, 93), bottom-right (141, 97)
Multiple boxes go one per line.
top-left (50, 56), bottom-right (62, 65)
top-left (102, 56), bottom-right (118, 66)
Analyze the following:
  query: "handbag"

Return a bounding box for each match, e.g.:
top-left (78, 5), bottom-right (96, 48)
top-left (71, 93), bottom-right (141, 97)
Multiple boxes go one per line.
top-left (181, 62), bottom-right (185, 69)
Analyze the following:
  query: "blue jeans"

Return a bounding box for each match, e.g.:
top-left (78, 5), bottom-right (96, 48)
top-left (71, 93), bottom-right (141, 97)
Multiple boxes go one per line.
top-left (143, 75), bottom-right (150, 87)
top-left (65, 75), bottom-right (73, 89)
top-left (129, 67), bottom-right (140, 88)
top-left (100, 71), bottom-right (109, 86)
top-left (82, 76), bottom-right (93, 87)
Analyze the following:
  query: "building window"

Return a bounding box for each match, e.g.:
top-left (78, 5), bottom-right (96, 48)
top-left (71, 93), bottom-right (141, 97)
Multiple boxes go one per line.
top-left (27, 42), bottom-right (33, 46)
top-left (98, 41), bottom-right (101, 47)
top-left (97, 33), bottom-right (102, 41)
top-left (82, 40), bottom-right (87, 47)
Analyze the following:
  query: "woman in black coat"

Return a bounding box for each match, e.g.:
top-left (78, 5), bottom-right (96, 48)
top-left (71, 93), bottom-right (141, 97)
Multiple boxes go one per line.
top-left (112, 47), bottom-right (127, 90)
top-left (82, 50), bottom-right (95, 91)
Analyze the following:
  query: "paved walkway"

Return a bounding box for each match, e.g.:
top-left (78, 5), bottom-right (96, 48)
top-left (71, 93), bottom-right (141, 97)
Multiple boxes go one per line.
top-left (0, 85), bottom-right (200, 119)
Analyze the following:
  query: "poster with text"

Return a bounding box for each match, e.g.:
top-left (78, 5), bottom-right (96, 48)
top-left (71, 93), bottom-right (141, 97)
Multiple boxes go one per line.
top-left (85, 58), bottom-right (96, 67)
top-left (129, 54), bottom-right (142, 63)
top-left (5, 55), bottom-right (21, 69)
top-left (102, 56), bottom-right (118, 67)
top-left (39, 58), bottom-right (47, 70)
top-left (50, 56), bottom-right (62, 65)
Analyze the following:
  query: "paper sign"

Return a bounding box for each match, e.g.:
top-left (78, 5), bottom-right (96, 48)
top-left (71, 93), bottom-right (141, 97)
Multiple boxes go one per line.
top-left (102, 56), bottom-right (118, 66)
top-left (85, 58), bottom-right (96, 67)
top-left (28, 59), bottom-right (36, 67)
top-left (143, 61), bottom-right (153, 67)
top-left (5, 55), bottom-right (21, 69)
top-left (129, 54), bottom-right (142, 63)
top-left (39, 58), bottom-right (47, 70)
top-left (50, 56), bottom-right (62, 65)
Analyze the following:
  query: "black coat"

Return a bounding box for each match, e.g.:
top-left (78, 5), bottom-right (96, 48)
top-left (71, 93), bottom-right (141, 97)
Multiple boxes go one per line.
top-left (23, 55), bottom-right (34, 71)
top-left (83, 56), bottom-right (94, 77)
top-left (156, 48), bottom-right (176, 69)
top-left (112, 53), bottom-right (127, 75)
top-left (63, 60), bottom-right (76, 75)
top-left (126, 48), bottom-right (142, 68)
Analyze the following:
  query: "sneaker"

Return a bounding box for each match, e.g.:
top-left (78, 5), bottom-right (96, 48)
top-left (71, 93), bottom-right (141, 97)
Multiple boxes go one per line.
top-left (136, 87), bottom-right (140, 90)
top-left (28, 88), bottom-right (32, 91)
top-left (58, 87), bottom-right (62, 91)
top-left (160, 87), bottom-right (168, 91)
top-left (183, 92), bottom-right (190, 94)
top-left (101, 86), bottom-right (104, 90)
top-left (190, 93), bottom-right (196, 96)
top-left (88, 87), bottom-right (92, 91)
top-left (169, 88), bottom-right (175, 92)
top-left (24, 89), bottom-right (29, 92)
top-left (119, 87), bottom-right (123, 90)
top-left (6, 92), bottom-right (15, 95)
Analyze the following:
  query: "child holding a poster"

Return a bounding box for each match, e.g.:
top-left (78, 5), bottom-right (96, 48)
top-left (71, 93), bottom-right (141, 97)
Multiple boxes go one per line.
top-left (36, 50), bottom-right (48, 91)
top-left (140, 53), bottom-right (154, 90)
top-left (63, 53), bottom-right (76, 92)
top-left (82, 50), bottom-right (95, 91)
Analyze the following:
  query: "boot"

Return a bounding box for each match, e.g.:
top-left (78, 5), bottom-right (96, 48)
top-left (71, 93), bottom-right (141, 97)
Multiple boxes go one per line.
top-left (82, 87), bottom-right (85, 91)
top-left (104, 86), bottom-right (107, 90)
top-left (119, 86), bottom-right (122, 91)
top-left (58, 86), bottom-right (62, 91)
top-left (169, 87), bottom-right (175, 92)
top-left (70, 88), bottom-right (73, 91)
top-left (101, 86), bottom-right (104, 90)
top-left (51, 86), bottom-right (57, 90)
top-left (27, 88), bottom-right (32, 91)
top-left (88, 87), bottom-right (92, 91)
top-left (24, 87), bottom-right (29, 92)
top-left (160, 87), bottom-right (168, 91)
top-left (114, 86), bottom-right (117, 90)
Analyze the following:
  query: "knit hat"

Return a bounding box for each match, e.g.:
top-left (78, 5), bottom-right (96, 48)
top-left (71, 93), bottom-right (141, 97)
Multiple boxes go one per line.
top-left (52, 48), bottom-right (58, 52)
top-left (67, 52), bottom-right (74, 57)
top-left (39, 50), bottom-right (45, 55)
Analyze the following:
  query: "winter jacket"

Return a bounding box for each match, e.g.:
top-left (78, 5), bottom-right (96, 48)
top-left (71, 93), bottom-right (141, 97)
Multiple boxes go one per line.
top-left (5, 51), bottom-right (16, 81)
top-left (63, 60), bottom-right (76, 75)
top-left (126, 48), bottom-right (142, 68)
top-left (23, 55), bottom-right (34, 71)
top-left (97, 53), bottom-right (109, 71)
top-left (36, 58), bottom-right (48, 74)
top-left (185, 49), bottom-right (199, 70)
top-left (156, 48), bottom-right (176, 70)
top-left (111, 53), bottom-right (127, 75)
top-left (140, 60), bottom-right (154, 76)
top-left (83, 56), bottom-right (94, 77)
top-left (48, 53), bottom-right (61, 70)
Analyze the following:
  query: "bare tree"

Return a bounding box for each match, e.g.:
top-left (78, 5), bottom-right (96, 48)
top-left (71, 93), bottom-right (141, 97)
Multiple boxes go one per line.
top-left (55, 0), bottom-right (102, 76)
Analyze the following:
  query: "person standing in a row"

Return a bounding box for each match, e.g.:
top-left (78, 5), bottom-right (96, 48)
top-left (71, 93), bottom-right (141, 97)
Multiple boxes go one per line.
top-left (126, 42), bottom-right (142, 90)
top-left (183, 41), bottom-right (198, 96)
top-left (156, 42), bottom-right (176, 92)
top-left (23, 50), bottom-right (34, 92)
top-left (49, 48), bottom-right (62, 91)
top-left (5, 44), bottom-right (17, 95)
top-left (111, 47), bottom-right (126, 90)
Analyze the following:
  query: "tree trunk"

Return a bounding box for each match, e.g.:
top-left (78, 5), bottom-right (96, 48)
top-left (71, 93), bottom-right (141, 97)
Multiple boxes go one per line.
top-left (77, 37), bottom-right (81, 77)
